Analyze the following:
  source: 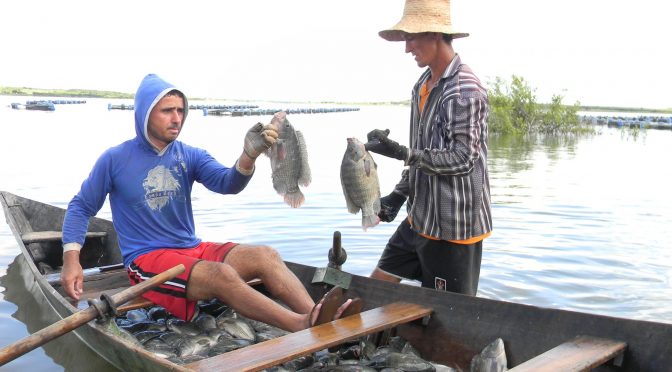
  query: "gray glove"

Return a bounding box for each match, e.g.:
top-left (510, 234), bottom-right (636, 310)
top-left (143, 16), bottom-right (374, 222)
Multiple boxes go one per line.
top-left (244, 122), bottom-right (278, 159)
top-left (379, 191), bottom-right (407, 222)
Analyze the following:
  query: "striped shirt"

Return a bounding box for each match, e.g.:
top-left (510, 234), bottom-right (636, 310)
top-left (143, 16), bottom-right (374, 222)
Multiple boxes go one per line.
top-left (394, 54), bottom-right (493, 241)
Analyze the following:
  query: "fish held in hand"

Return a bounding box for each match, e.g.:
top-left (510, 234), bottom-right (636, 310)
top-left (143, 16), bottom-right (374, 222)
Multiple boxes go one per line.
top-left (264, 111), bottom-right (311, 208)
top-left (340, 137), bottom-right (381, 230)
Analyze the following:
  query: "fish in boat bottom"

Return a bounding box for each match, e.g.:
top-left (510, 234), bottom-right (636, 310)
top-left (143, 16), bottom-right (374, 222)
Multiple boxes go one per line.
top-left (113, 298), bottom-right (505, 370)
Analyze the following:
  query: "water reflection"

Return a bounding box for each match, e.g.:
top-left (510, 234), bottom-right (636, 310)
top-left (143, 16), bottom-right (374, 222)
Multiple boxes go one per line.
top-left (0, 254), bottom-right (119, 371)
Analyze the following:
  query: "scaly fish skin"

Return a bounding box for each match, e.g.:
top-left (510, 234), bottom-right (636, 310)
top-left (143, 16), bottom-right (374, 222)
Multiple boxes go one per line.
top-left (340, 137), bottom-right (381, 230)
top-left (265, 111), bottom-right (311, 208)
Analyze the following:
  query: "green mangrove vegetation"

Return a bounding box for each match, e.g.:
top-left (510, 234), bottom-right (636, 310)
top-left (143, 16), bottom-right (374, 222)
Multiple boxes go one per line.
top-left (487, 75), bottom-right (591, 135)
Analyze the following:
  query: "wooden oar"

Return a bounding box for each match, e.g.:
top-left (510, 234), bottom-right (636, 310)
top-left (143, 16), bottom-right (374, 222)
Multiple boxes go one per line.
top-left (0, 263), bottom-right (185, 366)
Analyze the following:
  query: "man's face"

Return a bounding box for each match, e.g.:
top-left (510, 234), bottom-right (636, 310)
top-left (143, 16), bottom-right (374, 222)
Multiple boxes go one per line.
top-left (147, 94), bottom-right (184, 150)
top-left (403, 32), bottom-right (440, 68)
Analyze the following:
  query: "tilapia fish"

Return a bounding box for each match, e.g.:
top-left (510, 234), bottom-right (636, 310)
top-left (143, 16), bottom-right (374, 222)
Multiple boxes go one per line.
top-left (470, 338), bottom-right (507, 372)
top-left (265, 111), bottom-right (311, 208)
top-left (340, 137), bottom-right (381, 229)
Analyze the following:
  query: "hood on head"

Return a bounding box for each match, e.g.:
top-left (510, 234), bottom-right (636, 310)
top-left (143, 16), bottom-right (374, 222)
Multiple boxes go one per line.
top-left (134, 74), bottom-right (189, 149)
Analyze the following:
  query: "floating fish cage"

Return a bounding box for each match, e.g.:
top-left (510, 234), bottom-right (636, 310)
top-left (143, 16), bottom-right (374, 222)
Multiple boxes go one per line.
top-left (108, 103), bottom-right (135, 110)
top-left (26, 99), bottom-right (86, 105)
top-left (579, 115), bottom-right (672, 130)
top-left (203, 107), bottom-right (360, 116)
top-left (10, 101), bottom-right (56, 111)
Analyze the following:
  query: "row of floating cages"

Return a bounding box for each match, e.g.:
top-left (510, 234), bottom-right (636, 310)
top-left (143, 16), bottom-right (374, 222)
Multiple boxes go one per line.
top-left (189, 104), bottom-right (259, 110)
top-left (203, 107), bottom-right (360, 116)
top-left (579, 115), bottom-right (672, 130)
top-left (10, 101), bottom-right (56, 111)
top-left (107, 104), bottom-right (265, 111)
top-left (26, 99), bottom-right (86, 105)
top-left (108, 103), bottom-right (134, 110)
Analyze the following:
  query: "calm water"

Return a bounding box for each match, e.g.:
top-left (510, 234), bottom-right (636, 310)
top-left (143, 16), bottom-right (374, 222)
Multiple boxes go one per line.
top-left (1, 97), bottom-right (671, 371)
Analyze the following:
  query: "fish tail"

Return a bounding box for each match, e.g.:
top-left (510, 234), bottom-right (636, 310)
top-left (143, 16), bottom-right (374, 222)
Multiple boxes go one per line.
top-left (361, 214), bottom-right (380, 230)
top-left (284, 191), bottom-right (305, 208)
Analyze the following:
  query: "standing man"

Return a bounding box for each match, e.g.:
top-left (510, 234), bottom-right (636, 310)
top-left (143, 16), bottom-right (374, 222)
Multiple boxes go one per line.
top-left (365, 0), bottom-right (492, 295)
top-left (61, 74), bottom-right (355, 331)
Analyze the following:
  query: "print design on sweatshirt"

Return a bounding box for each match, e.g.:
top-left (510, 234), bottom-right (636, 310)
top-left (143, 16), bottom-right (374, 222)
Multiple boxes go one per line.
top-left (143, 165), bottom-right (181, 210)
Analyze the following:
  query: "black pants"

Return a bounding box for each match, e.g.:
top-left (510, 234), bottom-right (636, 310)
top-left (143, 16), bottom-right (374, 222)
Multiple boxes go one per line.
top-left (376, 219), bottom-right (482, 295)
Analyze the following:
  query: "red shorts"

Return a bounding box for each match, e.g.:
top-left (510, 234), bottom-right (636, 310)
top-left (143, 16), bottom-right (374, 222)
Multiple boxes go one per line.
top-left (126, 241), bottom-right (237, 321)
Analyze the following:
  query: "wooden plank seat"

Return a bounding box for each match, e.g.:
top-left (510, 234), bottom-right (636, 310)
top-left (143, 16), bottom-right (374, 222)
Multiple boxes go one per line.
top-left (509, 335), bottom-right (627, 372)
top-left (22, 230), bottom-right (107, 244)
top-left (185, 302), bottom-right (433, 372)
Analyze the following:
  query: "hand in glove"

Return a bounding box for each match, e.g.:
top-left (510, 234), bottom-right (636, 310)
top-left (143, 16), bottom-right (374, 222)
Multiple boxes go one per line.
top-left (244, 122), bottom-right (278, 159)
top-left (364, 129), bottom-right (408, 161)
top-left (378, 191), bottom-right (407, 222)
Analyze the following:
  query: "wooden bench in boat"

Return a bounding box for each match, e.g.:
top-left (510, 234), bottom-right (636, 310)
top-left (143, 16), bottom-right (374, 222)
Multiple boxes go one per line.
top-left (22, 230), bottom-right (107, 244)
top-left (7, 202), bottom-right (108, 264)
top-left (185, 302), bottom-right (433, 372)
top-left (509, 335), bottom-right (626, 372)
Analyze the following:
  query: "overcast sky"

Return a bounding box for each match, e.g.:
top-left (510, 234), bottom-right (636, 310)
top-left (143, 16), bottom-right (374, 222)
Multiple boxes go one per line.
top-left (1, 0), bottom-right (670, 109)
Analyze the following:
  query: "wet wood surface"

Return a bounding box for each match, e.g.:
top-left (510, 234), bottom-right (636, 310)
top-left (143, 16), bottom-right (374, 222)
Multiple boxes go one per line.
top-left (509, 335), bottom-right (627, 372)
top-left (186, 302), bottom-right (433, 371)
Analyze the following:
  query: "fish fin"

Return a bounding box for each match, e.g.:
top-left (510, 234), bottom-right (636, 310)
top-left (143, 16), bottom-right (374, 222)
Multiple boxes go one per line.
top-left (284, 190), bottom-right (305, 208)
top-left (373, 192), bottom-right (382, 214)
top-left (344, 196), bottom-right (360, 214)
top-left (340, 181), bottom-right (360, 214)
top-left (364, 157), bottom-right (372, 177)
top-left (296, 131), bottom-right (312, 187)
top-left (277, 140), bottom-right (286, 161)
top-left (362, 214), bottom-right (380, 230)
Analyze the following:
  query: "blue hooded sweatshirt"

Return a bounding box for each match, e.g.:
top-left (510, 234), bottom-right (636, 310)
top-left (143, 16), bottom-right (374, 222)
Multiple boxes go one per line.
top-left (62, 74), bottom-right (252, 266)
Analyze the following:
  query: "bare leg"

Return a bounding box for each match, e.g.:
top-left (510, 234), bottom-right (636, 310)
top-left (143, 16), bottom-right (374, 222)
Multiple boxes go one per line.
top-left (186, 244), bottom-right (314, 332)
top-left (224, 244), bottom-right (314, 314)
top-left (370, 267), bottom-right (402, 283)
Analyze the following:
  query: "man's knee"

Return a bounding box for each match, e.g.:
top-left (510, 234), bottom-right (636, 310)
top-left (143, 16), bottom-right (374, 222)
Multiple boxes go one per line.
top-left (188, 261), bottom-right (229, 299)
top-left (224, 244), bottom-right (284, 279)
top-left (261, 245), bottom-right (281, 261)
top-left (244, 245), bottom-right (282, 264)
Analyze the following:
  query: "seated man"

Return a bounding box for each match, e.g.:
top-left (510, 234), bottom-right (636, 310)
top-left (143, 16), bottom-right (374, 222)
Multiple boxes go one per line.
top-left (60, 74), bottom-right (359, 331)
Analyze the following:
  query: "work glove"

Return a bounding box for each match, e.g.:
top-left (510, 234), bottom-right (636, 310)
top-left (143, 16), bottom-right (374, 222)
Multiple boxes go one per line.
top-left (244, 122), bottom-right (278, 159)
top-left (378, 191), bottom-right (407, 222)
top-left (364, 129), bottom-right (408, 161)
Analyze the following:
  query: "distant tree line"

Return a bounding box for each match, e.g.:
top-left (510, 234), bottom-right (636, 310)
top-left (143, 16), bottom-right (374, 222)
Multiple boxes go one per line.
top-left (0, 87), bottom-right (132, 99)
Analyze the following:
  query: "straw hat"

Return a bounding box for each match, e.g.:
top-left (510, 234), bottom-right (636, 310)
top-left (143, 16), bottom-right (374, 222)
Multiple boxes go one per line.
top-left (379, 0), bottom-right (468, 41)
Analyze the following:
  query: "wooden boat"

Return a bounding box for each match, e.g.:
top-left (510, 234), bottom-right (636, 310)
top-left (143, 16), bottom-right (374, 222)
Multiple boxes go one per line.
top-left (1, 190), bottom-right (671, 371)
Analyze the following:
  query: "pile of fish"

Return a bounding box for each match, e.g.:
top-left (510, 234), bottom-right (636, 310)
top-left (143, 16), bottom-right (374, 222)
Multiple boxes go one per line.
top-left (266, 335), bottom-right (460, 371)
top-left (265, 111), bottom-right (311, 208)
top-left (112, 298), bottom-right (289, 365)
top-left (113, 299), bottom-right (506, 371)
top-left (340, 137), bottom-right (381, 230)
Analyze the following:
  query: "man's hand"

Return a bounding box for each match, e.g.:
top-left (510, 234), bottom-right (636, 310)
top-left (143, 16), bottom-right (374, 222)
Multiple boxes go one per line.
top-left (364, 129), bottom-right (408, 161)
top-left (61, 250), bottom-right (84, 300)
top-left (379, 191), bottom-right (407, 222)
top-left (244, 122), bottom-right (279, 159)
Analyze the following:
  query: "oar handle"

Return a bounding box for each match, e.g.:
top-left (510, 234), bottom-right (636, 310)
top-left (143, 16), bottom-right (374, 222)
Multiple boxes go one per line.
top-left (111, 263), bottom-right (184, 305)
top-left (0, 263), bottom-right (185, 366)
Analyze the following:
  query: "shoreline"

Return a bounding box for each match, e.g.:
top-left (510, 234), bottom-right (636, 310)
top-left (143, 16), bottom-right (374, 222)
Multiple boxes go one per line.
top-left (2, 86), bottom-right (670, 113)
